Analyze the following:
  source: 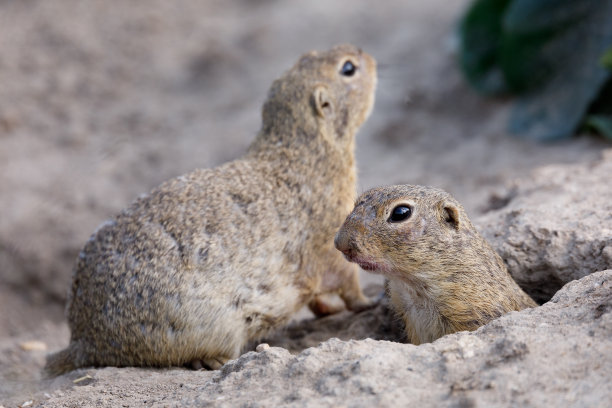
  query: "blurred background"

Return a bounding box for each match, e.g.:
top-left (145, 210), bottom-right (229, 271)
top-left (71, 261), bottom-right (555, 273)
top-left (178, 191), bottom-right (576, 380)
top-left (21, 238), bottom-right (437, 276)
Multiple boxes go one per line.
top-left (0, 0), bottom-right (609, 396)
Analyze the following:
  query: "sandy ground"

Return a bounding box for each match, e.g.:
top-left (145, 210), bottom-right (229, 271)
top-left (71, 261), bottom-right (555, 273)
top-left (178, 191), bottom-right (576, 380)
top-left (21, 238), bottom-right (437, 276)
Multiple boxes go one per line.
top-left (0, 1), bottom-right (608, 405)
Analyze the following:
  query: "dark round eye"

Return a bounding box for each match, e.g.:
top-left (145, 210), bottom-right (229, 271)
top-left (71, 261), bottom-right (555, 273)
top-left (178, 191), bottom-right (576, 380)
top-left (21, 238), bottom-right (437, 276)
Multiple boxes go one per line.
top-left (340, 60), bottom-right (357, 77)
top-left (388, 205), bottom-right (412, 223)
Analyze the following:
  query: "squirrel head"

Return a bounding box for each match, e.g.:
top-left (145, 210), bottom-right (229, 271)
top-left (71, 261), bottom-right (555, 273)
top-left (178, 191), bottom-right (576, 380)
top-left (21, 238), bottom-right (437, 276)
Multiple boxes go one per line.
top-left (258, 44), bottom-right (377, 151)
top-left (334, 185), bottom-right (475, 279)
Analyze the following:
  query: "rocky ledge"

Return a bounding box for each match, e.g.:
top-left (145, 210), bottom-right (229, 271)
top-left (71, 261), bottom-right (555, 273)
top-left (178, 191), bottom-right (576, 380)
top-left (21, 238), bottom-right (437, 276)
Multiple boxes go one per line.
top-left (21, 151), bottom-right (612, 407)
top-left (37, 270), bottom-right (611, 407)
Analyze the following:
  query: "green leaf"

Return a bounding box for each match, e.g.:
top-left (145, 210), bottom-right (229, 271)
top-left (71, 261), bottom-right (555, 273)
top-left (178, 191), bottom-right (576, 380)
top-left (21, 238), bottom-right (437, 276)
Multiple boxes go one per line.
top-left (459, 0), bottom-right (512, 94)
top-left (500, 0), bottom-right (588, 92)
top-left (507, 0), bottom-right (612, 141)
top-left (602, 47), bottom-right (612, 70)
top-left (584, 115), bottom-right (612, 139)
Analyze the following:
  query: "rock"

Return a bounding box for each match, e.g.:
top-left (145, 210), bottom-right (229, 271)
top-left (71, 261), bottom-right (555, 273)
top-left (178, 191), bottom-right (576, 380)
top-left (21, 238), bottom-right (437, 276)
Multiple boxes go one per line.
top-left (38, 271), bottom-right (612, 407)
top-left (255, 343), bottom-right (270, 352)
top-left (477, 150), bottom-right (612, 303)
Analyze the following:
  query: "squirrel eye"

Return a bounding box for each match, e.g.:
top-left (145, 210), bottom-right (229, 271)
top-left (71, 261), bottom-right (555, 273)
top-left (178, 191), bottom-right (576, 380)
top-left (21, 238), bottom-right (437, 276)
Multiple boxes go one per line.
top-left (388, 205), bottom-right (412, 223)
top-left (340, 60), bottom-right (357, 76)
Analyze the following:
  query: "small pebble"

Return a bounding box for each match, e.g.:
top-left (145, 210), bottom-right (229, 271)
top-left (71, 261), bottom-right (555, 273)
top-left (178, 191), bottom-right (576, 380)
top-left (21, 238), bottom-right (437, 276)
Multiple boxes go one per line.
top-left (73, 374), bottom-right (93, 384)
top-left (256, 343), bottom-right (270, 352)
top-left (19, 340), bottom-right (47, 351)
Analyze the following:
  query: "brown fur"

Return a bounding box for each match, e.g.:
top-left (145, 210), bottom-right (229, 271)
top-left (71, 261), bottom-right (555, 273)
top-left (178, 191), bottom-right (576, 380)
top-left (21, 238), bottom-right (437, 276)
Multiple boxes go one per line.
top-left (45, 44), bottom-right (377, 375)
top-left (335, 185), bottom-right (536, 345)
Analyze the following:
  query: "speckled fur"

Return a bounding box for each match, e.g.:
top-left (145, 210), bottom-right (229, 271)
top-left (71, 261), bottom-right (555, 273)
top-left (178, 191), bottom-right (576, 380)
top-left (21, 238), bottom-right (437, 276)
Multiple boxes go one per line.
top-left (335, 185), bottom-right (536, 345)
top-left (45, 44), bottom-right (377, 375)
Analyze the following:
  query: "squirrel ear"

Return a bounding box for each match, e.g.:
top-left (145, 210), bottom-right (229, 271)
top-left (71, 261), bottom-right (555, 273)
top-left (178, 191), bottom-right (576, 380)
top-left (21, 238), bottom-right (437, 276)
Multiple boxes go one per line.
top-left (442, 202), bottom-right (460, 230)
top-left (313, 86), bottom-right (334, 118)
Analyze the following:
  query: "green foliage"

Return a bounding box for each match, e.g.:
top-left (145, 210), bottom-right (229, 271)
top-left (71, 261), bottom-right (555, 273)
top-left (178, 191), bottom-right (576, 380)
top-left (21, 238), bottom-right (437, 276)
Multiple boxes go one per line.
top-left (584, 75), bottom-right (612, 139)
top-left (459, 0), bottom-right (512, 94)
top-left (459, 0), bottom-right (612, 141)
top-left (584, 115), bottom-right (612, 140)
top-left (602, 47), bottom-right (612, 70)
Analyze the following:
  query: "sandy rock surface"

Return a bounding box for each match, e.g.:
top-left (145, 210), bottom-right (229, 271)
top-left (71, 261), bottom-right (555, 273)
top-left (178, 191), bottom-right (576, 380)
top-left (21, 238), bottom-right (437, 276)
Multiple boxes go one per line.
top-left (30, 271), bottom-right (612, 407)
top-left (478, 150), bottom-right (612, 303)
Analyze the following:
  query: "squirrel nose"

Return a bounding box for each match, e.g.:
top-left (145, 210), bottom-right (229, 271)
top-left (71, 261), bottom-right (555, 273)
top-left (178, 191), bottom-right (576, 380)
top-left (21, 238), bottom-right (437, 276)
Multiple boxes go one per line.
top-left (334, 229), bottom-right (354, 257)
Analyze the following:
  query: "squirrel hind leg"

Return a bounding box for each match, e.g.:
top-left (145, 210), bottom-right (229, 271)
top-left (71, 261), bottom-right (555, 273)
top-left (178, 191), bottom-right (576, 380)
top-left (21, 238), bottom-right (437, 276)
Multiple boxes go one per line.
top-left (190, 355), bottom-right (231, 371)
top-left (308, 295), bottom-right (346, 317)
top-left (338, 266), bottom-right (378, 313)
top-left (318, 258), bottom-right (377, 314)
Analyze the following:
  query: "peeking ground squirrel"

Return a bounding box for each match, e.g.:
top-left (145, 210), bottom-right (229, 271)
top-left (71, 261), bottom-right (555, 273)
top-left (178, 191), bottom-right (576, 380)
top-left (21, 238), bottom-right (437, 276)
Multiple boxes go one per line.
top-left (335, 185), bottom-right (536, 345)
top-left (45, 44), bottom-right (377, 375)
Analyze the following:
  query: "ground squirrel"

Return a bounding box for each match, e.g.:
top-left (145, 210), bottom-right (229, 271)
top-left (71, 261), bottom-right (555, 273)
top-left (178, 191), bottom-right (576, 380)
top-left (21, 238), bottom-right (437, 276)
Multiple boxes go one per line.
top-left (45, 44), bottom-right (377, 375)
top-left (334, 185), bottom-right (536, 345)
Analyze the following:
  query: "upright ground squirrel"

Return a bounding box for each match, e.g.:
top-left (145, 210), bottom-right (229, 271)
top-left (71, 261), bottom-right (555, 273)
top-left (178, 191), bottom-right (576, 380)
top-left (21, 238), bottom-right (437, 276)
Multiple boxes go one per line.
top-left (45, 44), bottom-right (377, 375)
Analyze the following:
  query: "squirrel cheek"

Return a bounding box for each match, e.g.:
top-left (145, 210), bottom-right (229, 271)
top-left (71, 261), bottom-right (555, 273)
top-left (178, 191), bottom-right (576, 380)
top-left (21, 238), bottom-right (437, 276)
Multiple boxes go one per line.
top-left (408, 220), bottom-right (427, 239)
top-left (397, 225), bottom-right (425, 246)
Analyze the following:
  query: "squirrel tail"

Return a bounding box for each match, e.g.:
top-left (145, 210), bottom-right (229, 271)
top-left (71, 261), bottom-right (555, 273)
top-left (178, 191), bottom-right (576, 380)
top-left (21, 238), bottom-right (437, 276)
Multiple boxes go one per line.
top-left (44, 345), bottom-right (79, 377)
